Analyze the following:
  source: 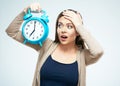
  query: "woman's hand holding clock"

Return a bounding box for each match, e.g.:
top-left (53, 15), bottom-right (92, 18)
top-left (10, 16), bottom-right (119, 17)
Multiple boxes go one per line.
top-left (24, 2), bottom-right (42, 13)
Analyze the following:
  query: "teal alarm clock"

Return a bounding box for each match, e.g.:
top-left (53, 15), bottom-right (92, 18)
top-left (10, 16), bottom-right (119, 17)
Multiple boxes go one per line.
top-left (22, 8), bottom-right (49, 46)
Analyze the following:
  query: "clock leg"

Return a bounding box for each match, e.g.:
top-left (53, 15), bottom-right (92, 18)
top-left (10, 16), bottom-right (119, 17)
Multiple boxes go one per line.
top-left (39, 42), bottom-right (42, 47)
top-left (23, 40), bottom-right (27, 44)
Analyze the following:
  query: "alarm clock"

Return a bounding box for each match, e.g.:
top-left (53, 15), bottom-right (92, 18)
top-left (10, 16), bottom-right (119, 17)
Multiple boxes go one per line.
top-left (22, 8), bottom-right (49, 47)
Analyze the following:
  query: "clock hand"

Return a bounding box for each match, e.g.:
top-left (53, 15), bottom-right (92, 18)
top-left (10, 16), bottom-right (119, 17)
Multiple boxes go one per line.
top-left (29, 21), bottom-right (36, 37)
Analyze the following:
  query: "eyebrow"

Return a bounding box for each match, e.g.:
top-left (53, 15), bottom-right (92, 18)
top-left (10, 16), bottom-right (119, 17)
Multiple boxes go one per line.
top-left (58, 22), bottom-right (73, 25)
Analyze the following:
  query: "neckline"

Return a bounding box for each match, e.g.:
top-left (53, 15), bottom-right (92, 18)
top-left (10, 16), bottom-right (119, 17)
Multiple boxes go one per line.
top-left (50, 55), bottom-right (77, 65)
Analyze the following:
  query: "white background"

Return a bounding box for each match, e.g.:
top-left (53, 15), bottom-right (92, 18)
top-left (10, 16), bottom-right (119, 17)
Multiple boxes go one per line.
top-left (0, 0), bottom-right (120, 86)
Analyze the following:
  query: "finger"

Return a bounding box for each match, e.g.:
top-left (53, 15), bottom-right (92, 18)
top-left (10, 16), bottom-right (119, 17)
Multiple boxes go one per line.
top-left (23, 7), bottom-right (28, 13)
top-left (37, 5), bottom-right (42, 12)
top-left (77, 13), bottom-right (83, 25)
top-left (30, 3), bottom-right (41, 12)
top-left (63, 15), bottom-right (73, 23)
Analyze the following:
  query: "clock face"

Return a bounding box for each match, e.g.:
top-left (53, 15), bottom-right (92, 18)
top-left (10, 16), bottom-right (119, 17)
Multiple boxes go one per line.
top-left (23, 20), bottom-right (44, 41)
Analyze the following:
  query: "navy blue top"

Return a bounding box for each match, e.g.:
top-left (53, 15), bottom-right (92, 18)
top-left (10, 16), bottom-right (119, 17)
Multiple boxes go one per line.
top-left (40, 55), bottom-right (78, 86)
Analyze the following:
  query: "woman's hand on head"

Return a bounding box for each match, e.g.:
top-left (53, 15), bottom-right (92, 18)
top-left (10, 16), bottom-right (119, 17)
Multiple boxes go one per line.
top-left (24, 2), bottom-right (42, 13)
top-left (62, 10), bottom-right (83, 28)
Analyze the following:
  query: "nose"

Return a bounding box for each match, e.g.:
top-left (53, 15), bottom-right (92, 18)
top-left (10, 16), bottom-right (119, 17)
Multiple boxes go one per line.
top-left (61, 27), bottom-right (67, 33)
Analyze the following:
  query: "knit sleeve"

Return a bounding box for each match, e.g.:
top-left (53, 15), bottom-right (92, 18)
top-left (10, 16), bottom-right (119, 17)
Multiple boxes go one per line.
top-left (76, 25), bottom-right (104, 65)
top-left (6, 11), bottom-right (24, 42)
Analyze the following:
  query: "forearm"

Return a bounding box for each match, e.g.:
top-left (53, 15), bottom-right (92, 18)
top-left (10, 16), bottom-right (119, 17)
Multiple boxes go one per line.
top-left (6, 11), bottom-right (24, 42)
top-left (76, 25), bottom-right (104, 57)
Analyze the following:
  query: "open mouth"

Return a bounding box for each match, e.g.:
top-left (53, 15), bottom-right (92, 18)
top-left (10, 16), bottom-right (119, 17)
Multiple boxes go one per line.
top-left (61, 35), bottom-right (68, 38)
top-left (60, 35), bottom-right (68, 40)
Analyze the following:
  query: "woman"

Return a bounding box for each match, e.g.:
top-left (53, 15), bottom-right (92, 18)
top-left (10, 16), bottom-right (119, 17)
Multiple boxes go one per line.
top-left (6, 3), bottom-right (104, 86)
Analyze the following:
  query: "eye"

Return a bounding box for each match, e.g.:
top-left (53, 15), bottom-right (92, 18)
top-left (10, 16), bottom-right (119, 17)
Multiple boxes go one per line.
top-left (57, 22), bottom-right (63, 28)
top-left (67, 24), bottom-right (74, 29)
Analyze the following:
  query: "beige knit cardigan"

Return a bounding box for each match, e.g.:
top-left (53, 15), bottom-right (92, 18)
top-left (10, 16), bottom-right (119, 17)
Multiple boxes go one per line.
top-left (6, 11), bottom-right (104, 86)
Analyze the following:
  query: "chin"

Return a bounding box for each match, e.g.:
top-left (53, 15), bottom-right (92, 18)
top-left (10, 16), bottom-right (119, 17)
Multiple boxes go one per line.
top-left (60, 41), bottom-right (68, 45)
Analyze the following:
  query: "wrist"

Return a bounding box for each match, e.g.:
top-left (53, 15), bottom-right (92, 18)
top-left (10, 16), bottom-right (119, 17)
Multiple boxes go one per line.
top-left (75, 24), bottom-right (84, 32)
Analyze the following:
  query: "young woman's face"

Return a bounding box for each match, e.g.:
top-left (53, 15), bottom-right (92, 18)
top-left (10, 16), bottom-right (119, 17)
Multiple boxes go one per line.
top-left (57, 16), bottom-right (78, 45)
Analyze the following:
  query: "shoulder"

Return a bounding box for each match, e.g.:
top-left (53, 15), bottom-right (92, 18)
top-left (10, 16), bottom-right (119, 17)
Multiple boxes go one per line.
top-left (41, 38), bottom-right (58, 51)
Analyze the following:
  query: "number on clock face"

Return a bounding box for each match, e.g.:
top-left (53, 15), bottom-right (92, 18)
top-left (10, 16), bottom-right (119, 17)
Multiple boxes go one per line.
top-left (24, 20), bottom-right (44, 41)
